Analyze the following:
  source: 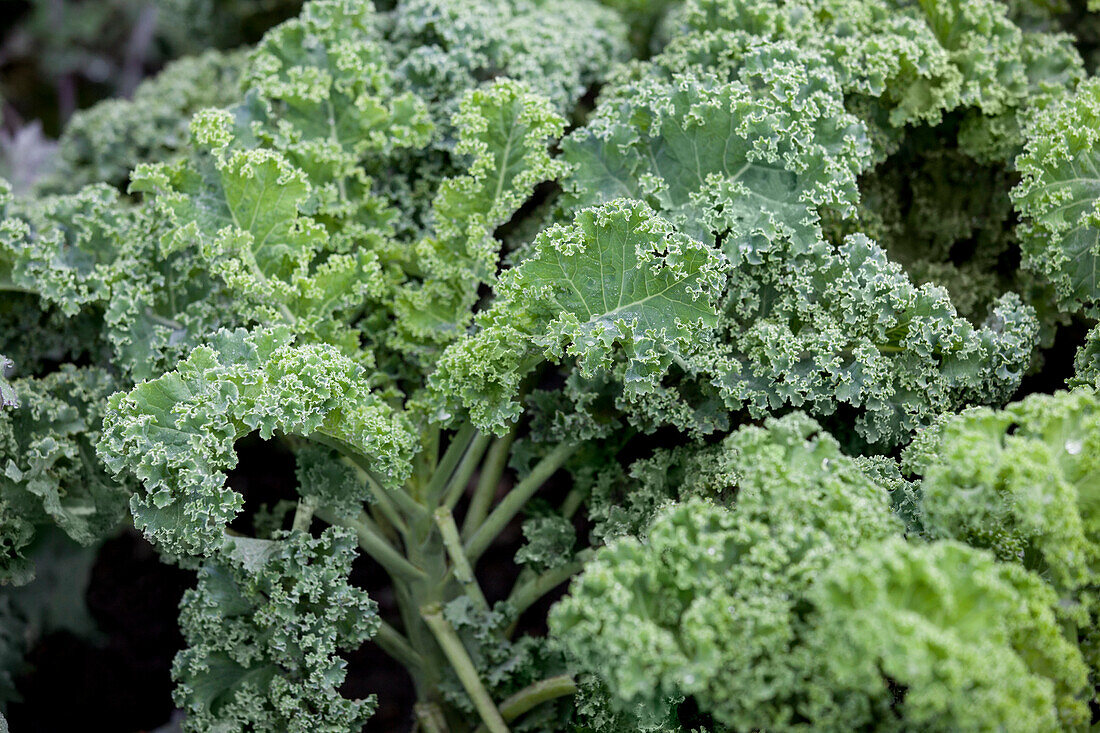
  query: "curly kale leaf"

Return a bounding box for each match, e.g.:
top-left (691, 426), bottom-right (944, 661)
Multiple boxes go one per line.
top-left (709, 233), bottom-right (1038, 445)
top-left (904, 388), bottom-right (1100, 626)
top-left (391, 80), bottom-right (569, 354)
top-left (807, 538), bottom-right (1091, 732)
top-left (0, 180), bottom-right (236, 381)
top-left (1, 185), bottom-right (134, 318)
top-left (556, 474), bottom-right (1087, 730)
top-left (668, 0), bottom-right (1082, 162)
top-left (0, 367), bottom-right (130, 583)
top-left (533, 226), bottom-right (1035, 445)
top-left (563, 43), bottom-right (871, 246)
top-left (131, 110), bottom-right (389, 360)
top-left (370, 0), bottom-right (629, 242)
top-left (133, 0), bottom-right (579, 376)
top-left (127, 3), bottom-right (428, 362)
top-left (385, 0), bottom-right (629, 124)
top-left (293, 444), bottom-right (368, 520)
top-left (1074, 323), bottom-right (1100, 387)
top-left (515, 514), bottom-right (576, 574)
top-left (552, 414), bottom-right (901, 728)
top-left (98, 327), bottom-right (415, 556)
top-left (586, 411), bottom-right (898, 543)
top-left (0, 507), bottom-right (34, 587)
top-left (553, 43), bottom-right (1036, 444)
top-left (431, 199), bottom-right (726, 432)
top-left (173, 528), bottom-right (378, 733)
top-left (552, 492), bottom-right (896, 728)
top-left (1013, 77), bottom-right (1100, 316)
top-left (854, 454), bottom-right (925, 537)
top-left (244, 0), bottom-right (433, 161)
top-left (241, 0), bottom-right (434, 251)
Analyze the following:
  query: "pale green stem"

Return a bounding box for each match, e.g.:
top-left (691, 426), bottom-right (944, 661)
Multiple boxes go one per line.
top-left (559, 486), bottom-right (587, 520)
top-left (473, 675), bottom-right (577, 733)
top-left (291, 495), bottom-right (317, 533)
top-left (461, 425), bottom-right (517, 541)
top-left (504, 552), bottom-right (591, 638)
top-left (414, 702), bottom-right (450, 733)
top-left (421, 604), bottom-right (509, 733)
top-left (375, 620), bottom-right (423, 672)
top-left (317, 507), bottom-right (427, 583)
top-left (465, 442), bottom-right (580, 563)
top-left (423, 423), bottom-right (477, 506)
top-left (442, 432), bottom-right (492, 511)
top-left (384, 483), bottom-right (430, 524)
top-left (145, 310), bottom-right (185, 331)
top-left (354, 465), bottom-right (411, 536)
top-left (434, 507), bottom-right (488, 611)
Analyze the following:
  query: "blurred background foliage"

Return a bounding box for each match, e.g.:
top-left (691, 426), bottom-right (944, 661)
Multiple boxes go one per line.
top-left (0, 0), bottom-right (305, 192)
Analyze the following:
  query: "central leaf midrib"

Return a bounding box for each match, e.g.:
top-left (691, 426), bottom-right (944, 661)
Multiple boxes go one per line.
top-left (577, 271), bottom-right (704, 325)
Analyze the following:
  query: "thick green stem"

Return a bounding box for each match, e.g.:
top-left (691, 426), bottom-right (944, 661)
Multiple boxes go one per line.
top-left (385, 483), bottom-right (430, 524)
top-left (434, 507), bottom-right (488, 611)
top-left (317, 508), bottom-right (427, 583)
top-left (415, 426), bottom-right (442, 487)
top-left (559, 486), bottom-right (587, 520)
top-left (423, 424), bottom-right (477, 506)
top-left (443, 432), bottom-right (492, 510)
top-left (291, 495), bottom-right (317, 533)
top-left (375, 620), bottom-right (423, 672)
top-left (505, 553), bottom-right (588, 622)
top-left (414, 702), bottom-right (450, 733)
top-left (473, 675), bottom-right (577, 733)
top-left (421, 603), bottom-right (509, 733)
top-left (465, 442), bottom-right (580, 563)
top-left (357, 466), bottom-right (410, 536)
top-left (461, 425), bottom-right (517, 540)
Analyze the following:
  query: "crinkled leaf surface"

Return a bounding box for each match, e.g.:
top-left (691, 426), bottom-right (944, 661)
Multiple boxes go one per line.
top-left (432, 199), bottom-right (726, 432)
top-left (98, 327), bottom-right (414, 556)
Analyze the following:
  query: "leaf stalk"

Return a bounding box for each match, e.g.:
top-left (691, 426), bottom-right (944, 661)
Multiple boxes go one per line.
top-left (465, 442), bottom-right (579, 562)
top-left (420, 603), bottom-right (510, 733)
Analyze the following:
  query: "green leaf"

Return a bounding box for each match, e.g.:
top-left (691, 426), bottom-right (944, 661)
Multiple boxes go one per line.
top-left (904, 388), bottom-right (1100, 627)
top-left (1073, 323), bottom-right (1100, 388)
top-left (173, 527), bottom-right (379, 732)
top-left (809, 538), bottom-right (1091, 731)
top-left (563, 45), bottom-right (871, 247)
top-left (1013, 77), bottom-right (1100, 315)
top-left (705, 233), bottom-right (1039, 445)
top-left (392, 80), bottom-right (569, 352)
top-left (245, 0), bottom-right (433, 160)
top-left (0, 367), bottom-right (130, 550)
top-left (0, 184), bottom-right (130, 317)
top-left (132, 111), bottom-right (387, 357)
top-left (98, 327), bottom-right (415, 556)
top-left (431, 199), bottom-right (726, 432)
top-left (551, 413), bottom-right (901, 729)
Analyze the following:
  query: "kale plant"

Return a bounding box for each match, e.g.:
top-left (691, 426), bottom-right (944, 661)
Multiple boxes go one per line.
top-left (1, 0), bottom-right (1098, 730)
